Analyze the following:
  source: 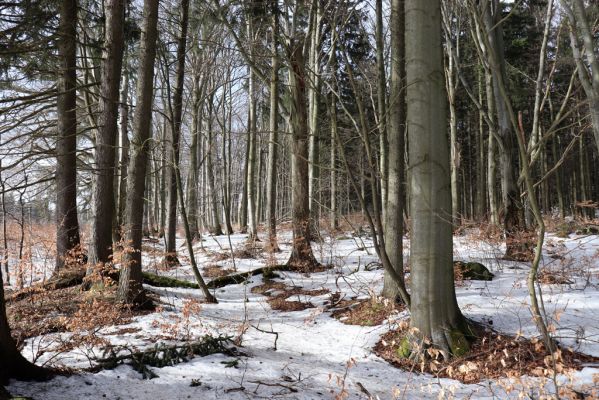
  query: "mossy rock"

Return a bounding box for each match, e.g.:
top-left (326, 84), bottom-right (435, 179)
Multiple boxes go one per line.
top-left (454, 261), bottom-right (494, 281)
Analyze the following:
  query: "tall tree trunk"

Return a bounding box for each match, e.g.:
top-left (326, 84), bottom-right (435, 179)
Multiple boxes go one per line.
top-left (246, 13), bottom-right (259, 241)
top-left (266, 5), bottom-right (280, 252)
top-left (562, 0), bottom-right (599, 151)
top-left (116, 71), bottom-right (130, 241)
top-left (481, 1), bottom-right (524, 259)
top-left (485, 70), bottom-right (499, 226)
top-left (382, 0), bottom-right (407, 300)
top-left (187, 70), bottom-right (202, 240)
top-left (329, 90), bottom-right (338, 231)
top-left (308, 0), bottom-right (322, 223)
top-left (55, 0), bottom-right (81, 273)
top-left (238, 129), bottom-right (249, 232)
top-left (445, 47), bottom-right (460, 226)
top-left (286, 39), bottom-right (319, 270)
top-left (222, 77), bottom-right (234, 234)
top-left (476, 67), bottom-right (486, 219)
top-left (116, 0), bottom-right (159, 305)
top-left (165, 0), bottom-right (190, 264)
top-left (376, 0), bottom-right (388, 221)
top-left (406, 0), bottom-right (467, 359)
top-left (87, 0), bottom-right (126, 269)
top-left (206, 100), bottom-right (223, 236)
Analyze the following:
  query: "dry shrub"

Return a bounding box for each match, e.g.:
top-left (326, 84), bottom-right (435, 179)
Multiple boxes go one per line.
top-left (331, 297), bottom-right (403, 326)
top-left (375, 321), bottom-right (599, 385)
top-left (151, 299), bottom-right (203, 341)
top-left (7, 278), bottom-right (152, 351)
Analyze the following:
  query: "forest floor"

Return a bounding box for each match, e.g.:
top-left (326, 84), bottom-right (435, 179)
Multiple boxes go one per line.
top-left (4, 226), bottom-right (599, 399)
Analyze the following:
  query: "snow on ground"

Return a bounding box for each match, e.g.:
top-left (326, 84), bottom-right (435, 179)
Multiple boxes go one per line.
top-left (6, 230), bottom-right (599, 399)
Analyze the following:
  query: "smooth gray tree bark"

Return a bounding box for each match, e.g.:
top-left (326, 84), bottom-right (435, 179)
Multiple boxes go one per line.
top-left (165, 0), bottom-right (190, 264)
top-left (406, 0), bottom-right (467, 359)
top-left (382, 0), bottom-right (407, 301)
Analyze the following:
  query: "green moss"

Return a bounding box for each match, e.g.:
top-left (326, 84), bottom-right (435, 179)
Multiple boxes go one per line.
top-left (448, 329), bottom-right (470, 357)
top-left (396, 336), bottom-right (412, 359)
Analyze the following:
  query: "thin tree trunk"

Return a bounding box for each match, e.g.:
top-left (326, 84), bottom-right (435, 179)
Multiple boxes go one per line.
top-left (116, 71), bottom-right (130, 241)
top-left (165, 0), bottom-right (190, 265)
top-left (187, 70), bottom-right (202, 240)
top-left (376, 0), bottom-right (388, 222)
top-left (329, 91), bottom-right (338, 231)
top-left (206, 99), bottom-right (223, 236)
top-left (308, 0), bottom-right (322, 223)
top-left (485, 70), bottom-right (499, 225)
top-left (476, 67), bottom-right (486, 219)
top-left (382, 0), bottom-right (407, 300)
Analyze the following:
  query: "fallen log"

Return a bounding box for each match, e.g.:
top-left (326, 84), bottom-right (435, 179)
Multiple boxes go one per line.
top-left (206, 265), bottom-right (292, 289)
top-left (89, 335), bottom-right (238, 379)
top-left (8, 264), bottom-right (299, 302)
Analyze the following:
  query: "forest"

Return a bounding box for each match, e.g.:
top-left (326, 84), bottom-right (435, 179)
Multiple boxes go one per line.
top-left (0, 0), bottom-right (598, 398)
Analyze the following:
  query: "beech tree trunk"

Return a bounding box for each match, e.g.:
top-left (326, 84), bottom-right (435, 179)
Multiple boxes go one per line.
top-left (116, 70), bottom-right (130, 241)
top-left (266, 5), bottom-right (280, 252)
top-left (206, 98), bottom-right (223, 236)
top-left (55, 0), bottom-right (80, 273)
top-left (286, 38), bottom-right (319, 270)
top-left (165, 0), bottom-right (190, 264)
top-left (382, 0), bottom-right (407, 300)
top-left (481, 1), bottom-right (525, 259)
top-left (406, 0), bottom-right (467, 359)
top-left (375, 0), bottom-right (388, 221)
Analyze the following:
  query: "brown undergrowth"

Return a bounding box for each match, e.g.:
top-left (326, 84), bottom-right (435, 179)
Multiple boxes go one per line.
top-left (375, 321), bottom-right (599, 385)
top-left (7, 282), bottom-right (155, 350)
top-left (251, 280), bottom-right (329, 312)
top-left (330, 296), bottom-right (405, 326)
